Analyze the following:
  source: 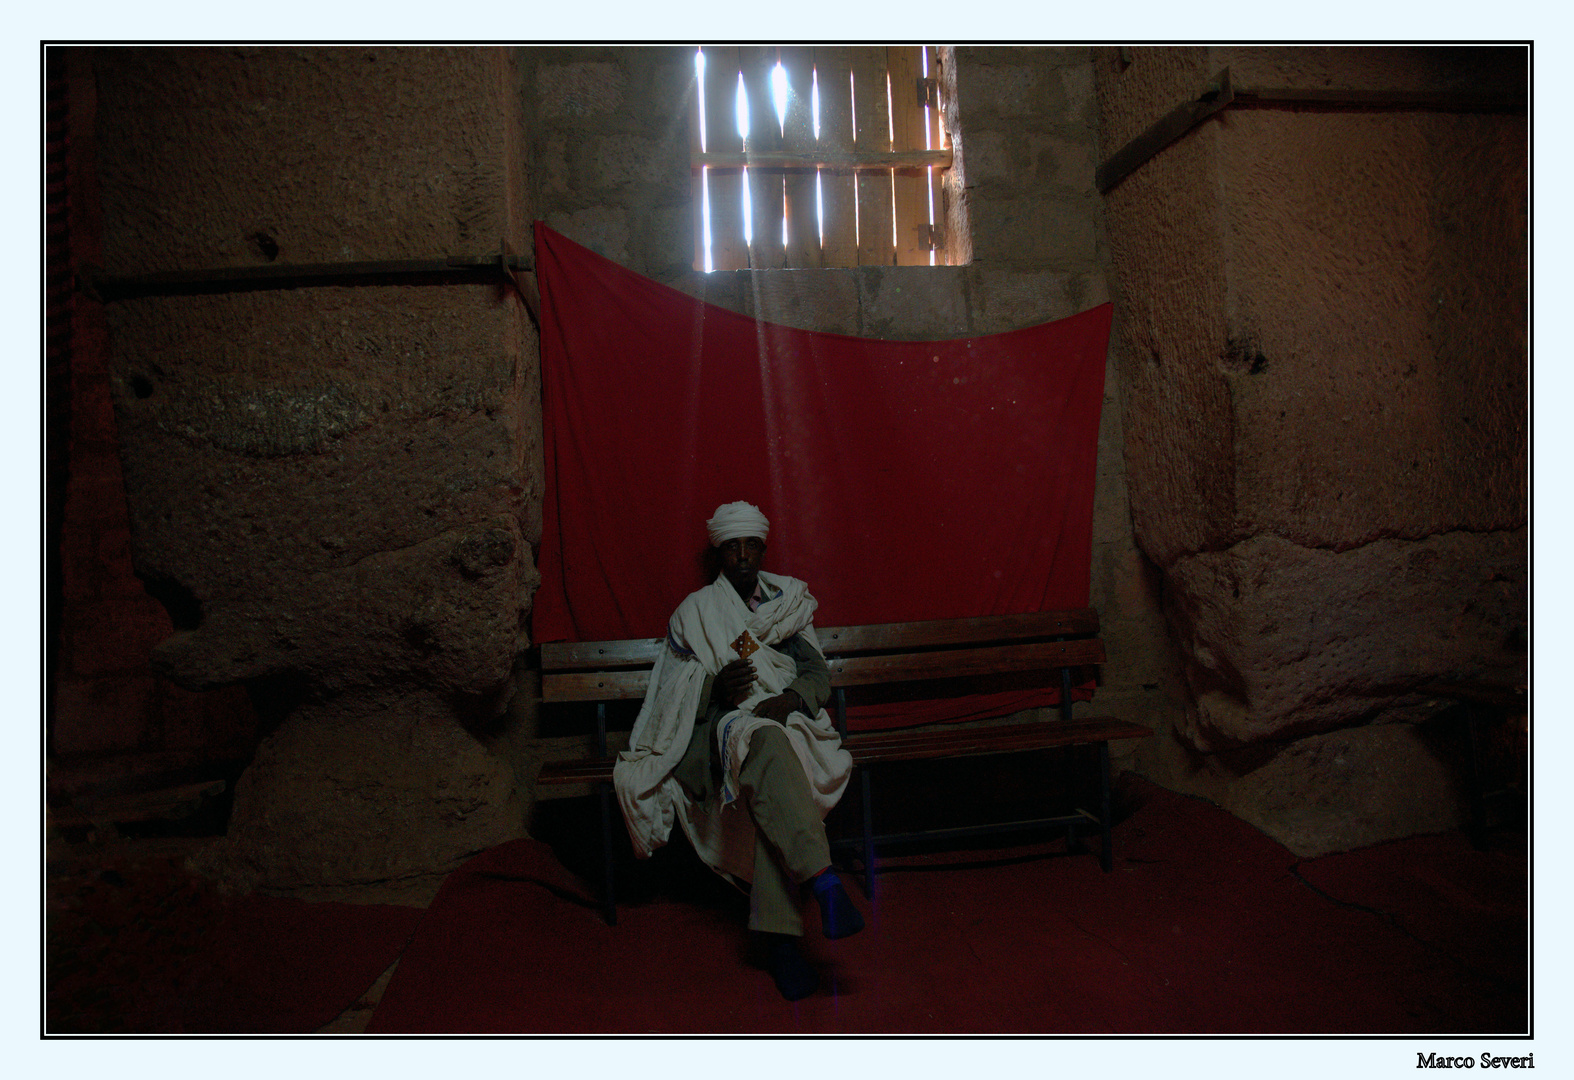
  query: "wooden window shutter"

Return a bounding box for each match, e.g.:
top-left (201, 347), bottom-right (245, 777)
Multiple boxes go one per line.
top-left (692, 45), bottom-right (951, 271)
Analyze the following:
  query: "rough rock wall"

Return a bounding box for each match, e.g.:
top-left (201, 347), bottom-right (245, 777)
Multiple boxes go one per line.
top-left (95, 46), bottom-right (542, 892)
top-left (520, 46), bottom-right (1182, 789)
top-left (1094, 46), bottom-right (1526, 853)
top-left (51, 49), bottom-right (260, 771)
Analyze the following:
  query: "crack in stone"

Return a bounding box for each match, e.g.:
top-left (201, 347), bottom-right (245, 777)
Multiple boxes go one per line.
top-left (1288, 859), bottom-right (1521, 993)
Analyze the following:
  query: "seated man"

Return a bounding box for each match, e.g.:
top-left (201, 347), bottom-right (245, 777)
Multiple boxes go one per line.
top-left (613, 500), bottom-right (864, 1000)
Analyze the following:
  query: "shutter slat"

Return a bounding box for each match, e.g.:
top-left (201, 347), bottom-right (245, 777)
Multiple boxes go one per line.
top-left (703, 46), bottom-right (746, 272)
top-left (889, 45), bottom-right (930, 266)
top-left (852, 47), bottom-right (894, 267)
top-left (690, 51), bottom-right (707, 271)
top-left (815, 46), bottom-right (859, 268)
top-left (779, 46), bottom-right (821, 269)
top-left (740, 47), bottom-right (786, 270)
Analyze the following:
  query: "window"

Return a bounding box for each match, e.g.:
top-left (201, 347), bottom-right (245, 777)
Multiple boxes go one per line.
top-left (691, 45), bottom-right (952, 271)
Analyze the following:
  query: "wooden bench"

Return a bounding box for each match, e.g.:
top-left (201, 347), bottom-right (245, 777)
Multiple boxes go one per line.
top-left (537, 608), bottom-right (1151, 924)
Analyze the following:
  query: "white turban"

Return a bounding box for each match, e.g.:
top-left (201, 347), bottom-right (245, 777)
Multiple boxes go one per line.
top-left (706, 501), bottom-right (770, 547)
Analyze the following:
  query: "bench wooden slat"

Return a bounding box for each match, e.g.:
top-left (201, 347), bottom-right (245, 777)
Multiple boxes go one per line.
top-left (542, 631), bottom-right (1105, 702)
top-left (538, 758), bottom-right (618, 784)
top-left (542, 670), bottom-right (652, 703)
top-left (533, 716), bottom-right (1152, 785)
top-left (538, 610), bottom-right (1103, 674)
top-left (845, 717), bottom-right (1150, 763)
top-left (828, 639), bottom-right (1106, 687)
top-left (544, 639), bottom-right (1105, 701)
top-left (540, 637), bottom-right (664, 671)
top-left (817, 609), bottom-right (1099, 653)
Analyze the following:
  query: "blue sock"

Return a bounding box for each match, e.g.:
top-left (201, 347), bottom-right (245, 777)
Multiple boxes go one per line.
top-left (808, 869), bottom-right (865, 940)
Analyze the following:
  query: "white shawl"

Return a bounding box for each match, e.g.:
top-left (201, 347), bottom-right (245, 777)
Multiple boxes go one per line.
top-left (612, 571), bottom-right (852, 883)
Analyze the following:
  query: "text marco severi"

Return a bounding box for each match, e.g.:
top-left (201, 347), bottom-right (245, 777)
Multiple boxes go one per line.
top-left (1418, 1054), bottom-right (1533, 1069)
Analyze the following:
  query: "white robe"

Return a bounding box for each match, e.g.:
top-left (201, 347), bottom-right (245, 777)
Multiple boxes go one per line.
top-left (612, 571), bottom-right (853, 884)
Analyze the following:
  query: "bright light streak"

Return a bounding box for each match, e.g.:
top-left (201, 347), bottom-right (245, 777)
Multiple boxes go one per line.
top-left (742, 166), bottom-right (752, 244)
top-left (811, 67), bottom-right (820, 141)
top-left (816, 171), bottom-right (824, 249)
top-left (850, 71), bottom-right (859, 249)
top-left (772, 63), bottom-right (788, 136)
top-left (735, 73), bottom-right (749, 142)
top-left (923, 48), bottom-right (935, 265)
top-left (702, 168), bottom-right (713, 272)
top-left (694, 48), bottom-right (707, 152)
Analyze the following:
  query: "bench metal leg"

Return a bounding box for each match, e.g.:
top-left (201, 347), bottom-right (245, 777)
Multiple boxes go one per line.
top-left (596, 779), bottom-right (618, 925)
top-left (860, 767), bottom-right (877, 899)
top-left (1098, 740), bottom-right (1113, 872)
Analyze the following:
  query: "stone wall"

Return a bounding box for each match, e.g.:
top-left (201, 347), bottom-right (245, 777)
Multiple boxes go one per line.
top-left (88, 47), bottom-right (542, 893)
top-left (518, 45), bottom-right (1181, 787)
top-left (49, 48), bottom-right (260, 798)
top-left (69, 43), bottom-right (1520, 882)
top-left (1093, 46), bottom-right (1527, 853)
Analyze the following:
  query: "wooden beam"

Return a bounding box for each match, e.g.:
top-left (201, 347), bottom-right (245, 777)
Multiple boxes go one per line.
top-left (88, 252), bottom-right (535, 301)
top-left (692, 148), bottom-right (953, 172)
top-left (1232, 86), bottom-right (1526, 113)
top-left (1096, 67), bottom-right (1235, 195)
top-left (1095, 70), bottom-right (1525, 195)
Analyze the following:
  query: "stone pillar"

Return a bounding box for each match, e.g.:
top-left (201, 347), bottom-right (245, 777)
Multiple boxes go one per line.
top-left (95, 46), bottom-right (542, 892)
top-left (1094, 46), bottom-right (1526, 853)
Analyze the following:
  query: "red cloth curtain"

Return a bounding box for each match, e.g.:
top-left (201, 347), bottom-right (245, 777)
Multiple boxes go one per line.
top-left (533, 223), bottom-right (1110, 730)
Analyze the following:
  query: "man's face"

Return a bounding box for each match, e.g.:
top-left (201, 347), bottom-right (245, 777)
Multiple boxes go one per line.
top-left (717, 535), bottom-right (766, 597)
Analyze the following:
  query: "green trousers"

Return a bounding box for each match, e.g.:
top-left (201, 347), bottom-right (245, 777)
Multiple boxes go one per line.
top-left (738, 724), bottom-right (832, 935)
top-left (677, 718), bottom-right (831, 936)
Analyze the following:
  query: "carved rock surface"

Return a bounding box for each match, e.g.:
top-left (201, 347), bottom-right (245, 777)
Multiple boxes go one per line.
top-left (95, 47), bottom-right (539, 890)
top-left (1094, 46), bottom-right (1526, 853)
top-left (107, 289), bottom-right (538, 697)
top-left (1166, 530), bottom-right (1525, 750)
top-left (1222, 722), bottom-right (1466, 858)
top-left (191, 692), bottom-right (525, 892)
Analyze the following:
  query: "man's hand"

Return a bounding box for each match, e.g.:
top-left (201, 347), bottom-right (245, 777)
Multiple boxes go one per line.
top-left (713, 657), bottom-right (757, 707)
top-left (752, 690), bottom-right (805, 722)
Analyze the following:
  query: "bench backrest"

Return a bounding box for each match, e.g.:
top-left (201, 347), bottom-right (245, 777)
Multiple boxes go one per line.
top-left (539, 609), bottom-right (1104, 707)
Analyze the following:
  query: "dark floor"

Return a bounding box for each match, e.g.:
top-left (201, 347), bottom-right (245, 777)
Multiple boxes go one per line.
top-left (44, 767), bottom-right (1530, 1037)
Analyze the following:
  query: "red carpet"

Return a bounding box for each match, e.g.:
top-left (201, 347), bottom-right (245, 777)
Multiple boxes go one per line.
top-left (367, 780), bottom-right (1527, 1034)
top-left (47, 853), bottom-right (426, 1033)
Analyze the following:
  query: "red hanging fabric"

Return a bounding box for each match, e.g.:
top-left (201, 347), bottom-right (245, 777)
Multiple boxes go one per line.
top-left (533, 223), bottom-right (1110, 731)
